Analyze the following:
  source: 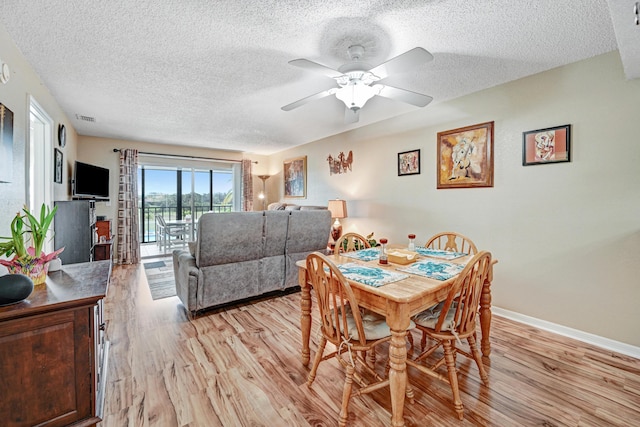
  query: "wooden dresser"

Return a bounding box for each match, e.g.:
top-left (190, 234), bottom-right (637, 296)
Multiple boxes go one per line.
top-left (0, 260), bottom-right (111, 427)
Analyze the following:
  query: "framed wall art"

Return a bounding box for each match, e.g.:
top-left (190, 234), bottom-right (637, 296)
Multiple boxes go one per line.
top-left (522, 124), bottom-right (571, 166)
top-left (437, 121), bottom-right (494, 189)
top-left (0, 103), bottom-right (13, 183)
top-left (398, 149), bottom-right (420, 176)
top-left (54, 148), bottom-right (63, 184)
top-left (283, 155), bottom-right (306, 198)
top-left (327, 150), bottom-right (353, 175)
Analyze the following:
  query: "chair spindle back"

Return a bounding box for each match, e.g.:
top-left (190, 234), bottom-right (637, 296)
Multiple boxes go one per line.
top-left (306, 252), bottom-right (367, 346)
top-left (434, 251), bottom-right (491, 336)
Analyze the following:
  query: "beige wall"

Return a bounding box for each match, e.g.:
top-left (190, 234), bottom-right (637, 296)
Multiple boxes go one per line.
top-left (269, 51), bottom-right (640, 347)
top-left (0, 23), bottom-right (77, 237)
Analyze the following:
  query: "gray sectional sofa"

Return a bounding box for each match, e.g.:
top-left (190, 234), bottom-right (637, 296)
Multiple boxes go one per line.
top-left (172, 209), bottom-right (331, 317)
top-left (267, 202), bottom-right (327, 211)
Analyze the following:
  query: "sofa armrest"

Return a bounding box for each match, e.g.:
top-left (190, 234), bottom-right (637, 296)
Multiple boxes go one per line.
top-left (173, 249), bottom-right (199, 314)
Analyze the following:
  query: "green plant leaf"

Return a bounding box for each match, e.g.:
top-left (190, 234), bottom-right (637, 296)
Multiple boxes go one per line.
top-left (0, 204), bottom-right (57, 260)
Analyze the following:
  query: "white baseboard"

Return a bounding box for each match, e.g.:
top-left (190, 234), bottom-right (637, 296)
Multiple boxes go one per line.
top-left (492, 307), bottom-right (640, 359)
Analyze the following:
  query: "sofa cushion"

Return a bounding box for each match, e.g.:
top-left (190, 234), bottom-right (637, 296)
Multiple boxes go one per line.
top-left (196, 212), bottom-right (264, 266)
top-left (299, 205), bottom-right (328, 211)
top-left (286, 210), bottom-right (332, 253)
top-left (261, 256), bottom-right (286, 292)
top-left (261, 211), bottom-right (290, 290)
top-left (285, 205), bottom-right (301, 210)
top-left (284, 210), bottom-right (332, 287)
top-left (413, 301), bottom-right (462, 331)
top-left (340, 306), bottom-right (416, 341)
top-left (198, 260), bottom-right (261, 309)
top-left (263, 211), bottom-right (289, 257)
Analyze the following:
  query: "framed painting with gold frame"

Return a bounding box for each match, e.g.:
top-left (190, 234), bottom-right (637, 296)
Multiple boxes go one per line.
top-left (437, 121), bottom-right (494, 189)
top-left (283, 155), bottom-right (307, 198)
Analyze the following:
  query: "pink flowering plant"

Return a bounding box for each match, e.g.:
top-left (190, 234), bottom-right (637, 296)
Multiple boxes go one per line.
top-left (0, 204), bottom-right (64, 274)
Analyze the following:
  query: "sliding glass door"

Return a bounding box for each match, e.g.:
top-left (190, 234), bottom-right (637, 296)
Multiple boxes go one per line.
top-left (138, 164), bottom-right (236, 243)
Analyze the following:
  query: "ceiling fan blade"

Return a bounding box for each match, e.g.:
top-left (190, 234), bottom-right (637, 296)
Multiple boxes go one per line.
top-left (368, 47), bottom-right (434, 80)
top-left (374, 84), bottom-right (433, 107)
top-left (281, 89), bottom-right (336, 111)
top-left (288, 59), bottom-right (344, 79)
top-left (344, 108), bottom-right (360, 124)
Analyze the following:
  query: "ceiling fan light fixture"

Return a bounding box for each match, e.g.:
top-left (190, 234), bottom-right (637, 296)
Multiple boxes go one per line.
top-left (335, 81), bottom-right (379, 109)
top-left (283, 46), bottom-right (433, 121)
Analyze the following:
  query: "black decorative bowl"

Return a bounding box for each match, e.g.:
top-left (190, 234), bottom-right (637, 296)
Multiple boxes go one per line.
top-left (0, 273), bottom-right (35, 306)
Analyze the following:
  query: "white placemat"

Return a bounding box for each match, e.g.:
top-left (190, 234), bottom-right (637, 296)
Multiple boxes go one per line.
top-left (337, 262), bottom-right (409, 288)
top-left (414, 246), bottom-right (467, 260)
top-left (397, 259), bottom-right (465, 281)
top-left (341, 248), bottom-right (380, 262)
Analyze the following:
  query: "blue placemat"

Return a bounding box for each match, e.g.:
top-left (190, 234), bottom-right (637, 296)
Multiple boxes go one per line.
top-left (414, 246), bottom-right (467, 260)
top-left (341, 248), bottom-right (380, 262)
top-left (337, 263), bottom-right (409, 288)
top-left (397, 259), bottom-right (465, 281)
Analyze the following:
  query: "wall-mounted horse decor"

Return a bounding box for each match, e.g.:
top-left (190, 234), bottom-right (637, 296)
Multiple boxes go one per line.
top-left (326, 150), bottom-right (353, 175)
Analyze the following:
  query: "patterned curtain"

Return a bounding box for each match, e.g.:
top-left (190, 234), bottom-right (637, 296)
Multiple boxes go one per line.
top-left (116, 149), bottom-right (140, 264)
top-left (242, 158), bottom-right (253, 211)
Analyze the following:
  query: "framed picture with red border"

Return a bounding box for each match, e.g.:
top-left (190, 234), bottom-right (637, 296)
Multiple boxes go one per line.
top-left (522, 124), bottom-right (571, 166)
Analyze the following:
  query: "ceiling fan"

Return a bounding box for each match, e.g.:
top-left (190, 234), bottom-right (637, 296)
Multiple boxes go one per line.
top-left (282, 45), bottom-right (434, 123)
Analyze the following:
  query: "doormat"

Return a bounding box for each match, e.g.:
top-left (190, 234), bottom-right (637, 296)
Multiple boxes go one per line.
top-left (144, 261), bottom-right (166, 269)
top-left (143, 259), bottom-right (176, 300)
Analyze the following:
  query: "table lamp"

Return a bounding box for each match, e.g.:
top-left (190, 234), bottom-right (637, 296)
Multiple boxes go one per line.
top-left (327, 199), bottom-right (347, 242)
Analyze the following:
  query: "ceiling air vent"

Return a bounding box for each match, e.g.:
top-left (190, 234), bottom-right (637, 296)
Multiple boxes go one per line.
top-left (75, 114), bottom-right (96, 122)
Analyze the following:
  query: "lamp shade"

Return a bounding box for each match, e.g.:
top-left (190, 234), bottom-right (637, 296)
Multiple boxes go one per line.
top-left (327, 199), bottom-right (347, 219)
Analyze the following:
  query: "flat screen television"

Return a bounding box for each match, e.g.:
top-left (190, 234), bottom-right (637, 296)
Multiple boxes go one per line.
top-left (73, 161), bottom-right (110, 200)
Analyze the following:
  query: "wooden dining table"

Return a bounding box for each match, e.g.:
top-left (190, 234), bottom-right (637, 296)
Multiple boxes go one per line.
top-left (297, 249), bottom-right (496, 427)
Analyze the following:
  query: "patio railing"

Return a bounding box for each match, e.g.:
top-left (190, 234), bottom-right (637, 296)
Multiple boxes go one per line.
top-left (139, 204), bottom-right (232, 243)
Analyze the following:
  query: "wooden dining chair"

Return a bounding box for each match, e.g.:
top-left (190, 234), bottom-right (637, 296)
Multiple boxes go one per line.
top-left (424, 231), bottom-right (478, 255)
top-left (416, 232), bottom-right (479, 348)
top-left (305, 252), bottom-right (412, 426)
top-left (334, 232), bottom-right (371, 256)
top-left (332, 233), bottom-right (388, 365)
top-left (335, 232), bottom-right (416, 362)
top-left (406, 251), bottom-right (492, 420)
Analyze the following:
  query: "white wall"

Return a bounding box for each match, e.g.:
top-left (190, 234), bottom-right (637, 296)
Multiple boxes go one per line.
top-left (0, 23), bottom-right (77, 240)
top-left (269, 51), bottom-right (640, 347)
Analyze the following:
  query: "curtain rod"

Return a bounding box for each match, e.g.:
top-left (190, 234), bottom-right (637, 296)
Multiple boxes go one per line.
top-left (112, 148), bottom-right (257, 164)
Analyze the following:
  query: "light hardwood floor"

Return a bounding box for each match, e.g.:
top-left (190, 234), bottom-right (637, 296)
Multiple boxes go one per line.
top-left (99, 263), bottom-right (640, 427)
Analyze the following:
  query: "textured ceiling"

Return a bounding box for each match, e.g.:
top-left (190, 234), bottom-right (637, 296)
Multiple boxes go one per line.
top-left (0, 0), bottom-right (635, 155)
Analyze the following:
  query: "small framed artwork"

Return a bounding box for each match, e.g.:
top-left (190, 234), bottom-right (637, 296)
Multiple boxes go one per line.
top-left (283, 155), bottom-right (306, 198)
top-left (522, 124), bottom-right (571, 166)
top-left (437, 121), bottom-right (494, 189)
top-left (398, 149), bottom-right (420, 176)
top-left (0, 103), bottom-right (14, 183)
top-left (54, 148), bottom-right (63, 184)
